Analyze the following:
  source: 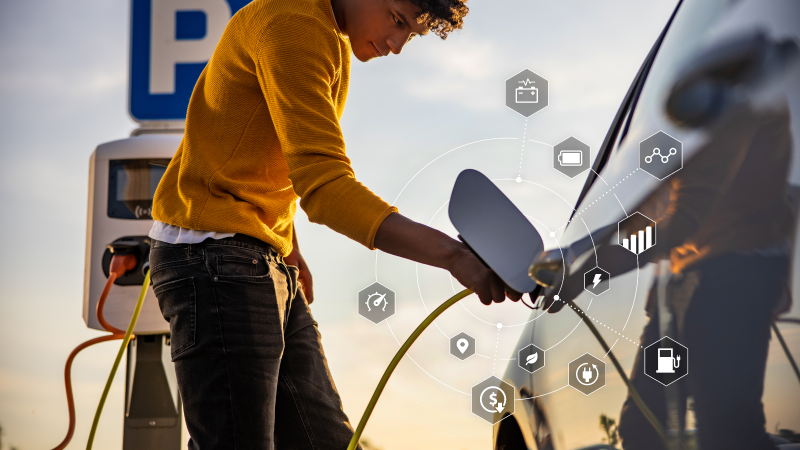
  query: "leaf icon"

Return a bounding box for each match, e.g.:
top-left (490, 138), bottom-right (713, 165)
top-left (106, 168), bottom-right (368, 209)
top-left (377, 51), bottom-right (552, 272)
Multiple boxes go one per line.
top-left (526, 353), bottom-right (538, 365)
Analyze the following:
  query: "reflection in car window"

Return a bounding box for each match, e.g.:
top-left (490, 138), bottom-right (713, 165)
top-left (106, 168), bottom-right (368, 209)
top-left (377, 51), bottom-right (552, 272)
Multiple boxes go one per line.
top-left (614, 0), bottom-right (731, 154)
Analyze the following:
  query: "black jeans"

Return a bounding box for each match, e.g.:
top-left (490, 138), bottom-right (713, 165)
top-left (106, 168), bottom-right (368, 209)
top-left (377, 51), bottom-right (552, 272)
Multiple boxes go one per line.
top-left (618, 253), bottom-right (788, 450)
top-left (150, 235), bottom-right (361, 450)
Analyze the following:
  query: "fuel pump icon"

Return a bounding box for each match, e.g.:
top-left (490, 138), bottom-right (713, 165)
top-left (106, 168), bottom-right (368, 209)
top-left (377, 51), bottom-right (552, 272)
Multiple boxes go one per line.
top-left (656, 348), bottom-right (681, 374)
top-left (645, 336), bottom-right (688, 386)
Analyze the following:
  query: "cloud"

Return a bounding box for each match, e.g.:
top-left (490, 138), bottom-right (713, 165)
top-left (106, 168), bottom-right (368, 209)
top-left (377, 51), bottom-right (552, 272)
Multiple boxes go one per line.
top-left (402, 36), bottom-right (506, 111)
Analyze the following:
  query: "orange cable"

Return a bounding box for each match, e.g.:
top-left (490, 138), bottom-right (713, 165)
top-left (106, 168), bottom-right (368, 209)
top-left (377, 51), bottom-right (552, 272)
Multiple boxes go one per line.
top-left (51, 334), bottom-right (123, 450)
top-left (51, 253), bottom-right (138, 450)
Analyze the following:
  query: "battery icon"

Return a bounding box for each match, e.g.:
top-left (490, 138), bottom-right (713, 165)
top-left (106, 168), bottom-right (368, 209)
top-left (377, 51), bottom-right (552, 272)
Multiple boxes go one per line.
top-left (558, 150), bottom-right (583, 166)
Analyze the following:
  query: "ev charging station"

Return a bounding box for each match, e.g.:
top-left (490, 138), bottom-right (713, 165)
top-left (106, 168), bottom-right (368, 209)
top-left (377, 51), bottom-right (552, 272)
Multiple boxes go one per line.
top-left (75, 1), bottom-right (248, 448)
top-left (84, 134), bottom-right (182, 448)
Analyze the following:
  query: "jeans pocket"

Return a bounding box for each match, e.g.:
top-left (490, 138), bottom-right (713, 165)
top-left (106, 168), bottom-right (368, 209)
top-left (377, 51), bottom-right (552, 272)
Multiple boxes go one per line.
top-left (153, 277), bottom-right (196, 361)
top-left (150, 246), bottom-right (203, 275)
top-left (216, 254), bottom-right (268, 277)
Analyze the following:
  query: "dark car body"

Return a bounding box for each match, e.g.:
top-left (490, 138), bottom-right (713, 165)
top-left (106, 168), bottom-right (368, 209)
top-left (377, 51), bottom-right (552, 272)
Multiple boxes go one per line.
top-left (494, 0), bottom-right (800, 448)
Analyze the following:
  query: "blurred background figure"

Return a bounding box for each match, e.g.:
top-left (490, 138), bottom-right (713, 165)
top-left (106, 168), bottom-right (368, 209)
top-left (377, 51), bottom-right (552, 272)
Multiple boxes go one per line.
top-left (618, 103), bottom-right (796, 450)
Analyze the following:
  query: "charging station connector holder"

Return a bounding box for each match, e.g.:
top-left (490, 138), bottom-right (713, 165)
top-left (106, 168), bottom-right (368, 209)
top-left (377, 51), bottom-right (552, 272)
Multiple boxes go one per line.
top-left (102, 236), bottom-right (151, 286)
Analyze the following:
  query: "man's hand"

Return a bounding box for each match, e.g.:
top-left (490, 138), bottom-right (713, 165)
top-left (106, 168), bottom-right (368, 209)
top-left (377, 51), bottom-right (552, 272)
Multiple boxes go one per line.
top-left (284, 246), bottom-right (314, 304)
top-left (374, 212), bottom-right (521, 306)
top-left (285, 223), bottom-right (314, 304)
top-left (448, 244), bottom-right (522, 305)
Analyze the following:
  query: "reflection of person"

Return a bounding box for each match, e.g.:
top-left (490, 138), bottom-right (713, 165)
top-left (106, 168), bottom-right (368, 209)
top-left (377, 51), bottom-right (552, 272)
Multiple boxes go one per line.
top-left (147, 0), bottom-right (520, 448)
top-left (618, 105), bottom-right (795, 450)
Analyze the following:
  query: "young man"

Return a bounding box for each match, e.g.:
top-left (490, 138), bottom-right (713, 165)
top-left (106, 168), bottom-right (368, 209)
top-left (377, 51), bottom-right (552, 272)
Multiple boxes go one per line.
top-left (148, 0), bottom-right (520, 447)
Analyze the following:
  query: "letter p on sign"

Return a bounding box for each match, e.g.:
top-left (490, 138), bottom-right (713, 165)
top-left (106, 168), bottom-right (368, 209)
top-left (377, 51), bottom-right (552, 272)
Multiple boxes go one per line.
top-left (149, 0), bottom-right (230, 94)
top-left (130, 0), bottom-right (248, 121)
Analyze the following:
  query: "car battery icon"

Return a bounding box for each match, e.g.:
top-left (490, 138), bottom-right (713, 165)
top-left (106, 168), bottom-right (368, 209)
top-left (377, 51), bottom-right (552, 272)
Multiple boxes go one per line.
top-left (558, 150), bottom-right (583, 166)
top-left (516, 85), bottom-right (538, 104)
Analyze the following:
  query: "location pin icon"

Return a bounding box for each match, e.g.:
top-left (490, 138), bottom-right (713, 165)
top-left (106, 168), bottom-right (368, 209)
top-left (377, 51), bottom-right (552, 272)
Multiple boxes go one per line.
top-left (457, 338), bottom-right (469, 354)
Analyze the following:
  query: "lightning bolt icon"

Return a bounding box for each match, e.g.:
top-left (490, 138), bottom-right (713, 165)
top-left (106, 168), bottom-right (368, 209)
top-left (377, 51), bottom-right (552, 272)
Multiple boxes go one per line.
top-left (592, 273), bottom-right (602, 289)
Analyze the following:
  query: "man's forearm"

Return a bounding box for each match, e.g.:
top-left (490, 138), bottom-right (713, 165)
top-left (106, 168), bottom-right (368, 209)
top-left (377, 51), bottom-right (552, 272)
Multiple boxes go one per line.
top-left (374, 212), bottom-right (463, 272)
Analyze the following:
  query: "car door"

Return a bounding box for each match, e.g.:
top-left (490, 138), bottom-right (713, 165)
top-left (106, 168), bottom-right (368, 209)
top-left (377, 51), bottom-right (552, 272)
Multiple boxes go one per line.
top-left (499, 0), bottom-right (800, 448)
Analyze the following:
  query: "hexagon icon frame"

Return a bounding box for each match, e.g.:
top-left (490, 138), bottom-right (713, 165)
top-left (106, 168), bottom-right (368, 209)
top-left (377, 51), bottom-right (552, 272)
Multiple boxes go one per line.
top-left (644, 336), bottom-right (688, 386)
top-left (517, 344), bottom-right (545, 374)
top-left (505, 69), bottom-right (549, 117)
top-left (357, 282), bottom-right (395, 324)
top-left (583, 266), bottom-right (610, 296)
top-left (617, 212), bottom-right (657, 255)
top-left (568, 353), bottom-right (606, 396)
top-left (450, 332), bottom-right (476, 361)
top-left (553, 136), bottom-right (590, 178)
top-left (471, 376), bottom-right (516, 424)
top-left (639, 130), bottom-right (683, 180)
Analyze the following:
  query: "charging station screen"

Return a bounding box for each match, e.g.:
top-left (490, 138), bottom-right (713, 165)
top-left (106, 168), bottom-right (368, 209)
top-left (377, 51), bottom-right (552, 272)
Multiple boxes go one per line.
top-left (108, 159), bottom-right (170, 219)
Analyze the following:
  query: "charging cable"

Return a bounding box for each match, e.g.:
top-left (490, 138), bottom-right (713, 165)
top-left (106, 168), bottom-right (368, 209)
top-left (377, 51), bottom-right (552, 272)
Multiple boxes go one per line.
top-left (566, 299), bottom-right (668, 445)
top-left (347, 289), bottom-right (472, 450)
top-left (86, 268), bottom-right (150, 450)
top-left (772, 320), bottom-right (800, 388)
top-left (346, 290), bottom-right (669, 450)
top-left (50, 253), bottom-right (137, 450)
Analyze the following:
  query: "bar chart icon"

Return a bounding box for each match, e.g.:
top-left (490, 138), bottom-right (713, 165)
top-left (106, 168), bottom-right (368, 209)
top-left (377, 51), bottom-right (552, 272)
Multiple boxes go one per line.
top-left (618, 212), bottom-right (657, 255)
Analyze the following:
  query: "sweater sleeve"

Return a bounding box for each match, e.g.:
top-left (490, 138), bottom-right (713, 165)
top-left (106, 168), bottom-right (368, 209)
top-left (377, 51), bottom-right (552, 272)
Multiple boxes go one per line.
top-left (254, 14), bottom-right (397, 250)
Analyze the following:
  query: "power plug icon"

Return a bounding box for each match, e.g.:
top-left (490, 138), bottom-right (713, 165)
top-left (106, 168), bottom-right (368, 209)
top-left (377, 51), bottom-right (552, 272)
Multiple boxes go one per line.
top-left (570, 354), bottom-right (605, 394)
top-left (582, 367), bottom-right (592, 383)
top-left (576, 363), bottom-right (599, 385)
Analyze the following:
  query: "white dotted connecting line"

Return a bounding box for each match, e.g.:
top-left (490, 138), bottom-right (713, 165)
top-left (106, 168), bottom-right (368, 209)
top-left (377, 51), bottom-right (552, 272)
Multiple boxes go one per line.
top-left (517, 118), bottom-right (529, 179)
top-left (556, 168), bottom-right (640, 232)
top-left (491, 323), bottom-right (503, 374)
top-left (553, 295), bottom-right (643, 348)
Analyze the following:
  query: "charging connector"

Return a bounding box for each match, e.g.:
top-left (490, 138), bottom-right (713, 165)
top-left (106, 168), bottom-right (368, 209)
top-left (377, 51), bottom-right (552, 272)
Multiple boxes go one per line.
top-left (101, 236), bottom-right (150, 285)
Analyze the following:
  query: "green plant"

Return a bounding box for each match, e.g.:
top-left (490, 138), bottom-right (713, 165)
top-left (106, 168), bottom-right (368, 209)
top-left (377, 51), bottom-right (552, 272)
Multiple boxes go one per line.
top-left (359, 438), bottom-right (382, 450)
top-left (599, 413), bottom-right (619, 447)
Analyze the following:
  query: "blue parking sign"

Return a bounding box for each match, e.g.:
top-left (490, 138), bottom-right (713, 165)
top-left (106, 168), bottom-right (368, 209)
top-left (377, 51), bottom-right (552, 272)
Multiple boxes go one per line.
top-left (129, 0), bottom-right (250, 121)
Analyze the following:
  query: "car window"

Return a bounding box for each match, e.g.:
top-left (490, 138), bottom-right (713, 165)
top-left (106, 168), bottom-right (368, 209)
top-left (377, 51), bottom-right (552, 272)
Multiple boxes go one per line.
top-left (615, 0), bottom-right (738, 151)
top-left (559, 0), bottom-right (742, 247)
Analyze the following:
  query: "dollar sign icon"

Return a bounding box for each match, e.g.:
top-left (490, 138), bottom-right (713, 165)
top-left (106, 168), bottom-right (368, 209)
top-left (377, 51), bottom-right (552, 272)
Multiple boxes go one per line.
top-left (489, 392), bottom-right (497, 407)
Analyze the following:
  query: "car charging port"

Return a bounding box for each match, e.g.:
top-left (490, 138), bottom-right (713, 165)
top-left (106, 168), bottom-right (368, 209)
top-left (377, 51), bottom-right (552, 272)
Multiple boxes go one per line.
top-left (102, 236), bottom-right (150, 285)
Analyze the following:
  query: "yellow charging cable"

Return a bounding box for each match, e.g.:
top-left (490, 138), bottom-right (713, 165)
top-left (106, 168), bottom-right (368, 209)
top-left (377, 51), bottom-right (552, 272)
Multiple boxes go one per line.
top-left (566, 299), bottom-right (668, 445)
top-left (347, 290), bottom-right (668, 450)
top-left (347, 288), bottom-right (473, 450)
top-left (85, 269), bottom-right (150, 450)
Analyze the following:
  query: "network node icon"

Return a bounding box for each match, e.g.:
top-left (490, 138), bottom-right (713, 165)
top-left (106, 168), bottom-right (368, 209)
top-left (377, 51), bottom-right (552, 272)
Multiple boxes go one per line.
top-left (553, 136), bottom-right (590, 178)
top-left (584, 267), bottom-right (610, 296)
top-left (568, 353), bottom-right (606, 396)
top-left (450, 332), bottom-right (476, 360)
top-left (640, 131), bottom-right (683, 180)
top-left (618, 212), bottom-right (657, 255)
top-left (506, 69), bottom-right (549, 117)
top-left (517, 344), bottom-right (545, 374)
top-left (357, 282), bottom-right (395, 324)
top-left (644, 336), bottom-right (688, 386)
top-left (471, 376), bottom-right (516, 424)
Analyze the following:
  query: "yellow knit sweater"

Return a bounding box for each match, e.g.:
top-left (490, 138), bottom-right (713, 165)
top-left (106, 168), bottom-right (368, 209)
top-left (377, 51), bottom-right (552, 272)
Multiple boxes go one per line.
top-left (152, 0), bottom-right (398, 257)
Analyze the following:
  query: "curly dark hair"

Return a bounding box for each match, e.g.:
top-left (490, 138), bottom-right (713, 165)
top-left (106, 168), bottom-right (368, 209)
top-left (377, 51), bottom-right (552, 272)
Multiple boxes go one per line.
top-left (408, 0), bottom-right (469, 39)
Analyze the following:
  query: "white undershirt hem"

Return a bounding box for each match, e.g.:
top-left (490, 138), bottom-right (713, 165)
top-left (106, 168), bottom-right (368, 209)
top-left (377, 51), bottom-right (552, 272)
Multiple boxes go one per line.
top-left (149, 220), bottom-right (236, 244)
